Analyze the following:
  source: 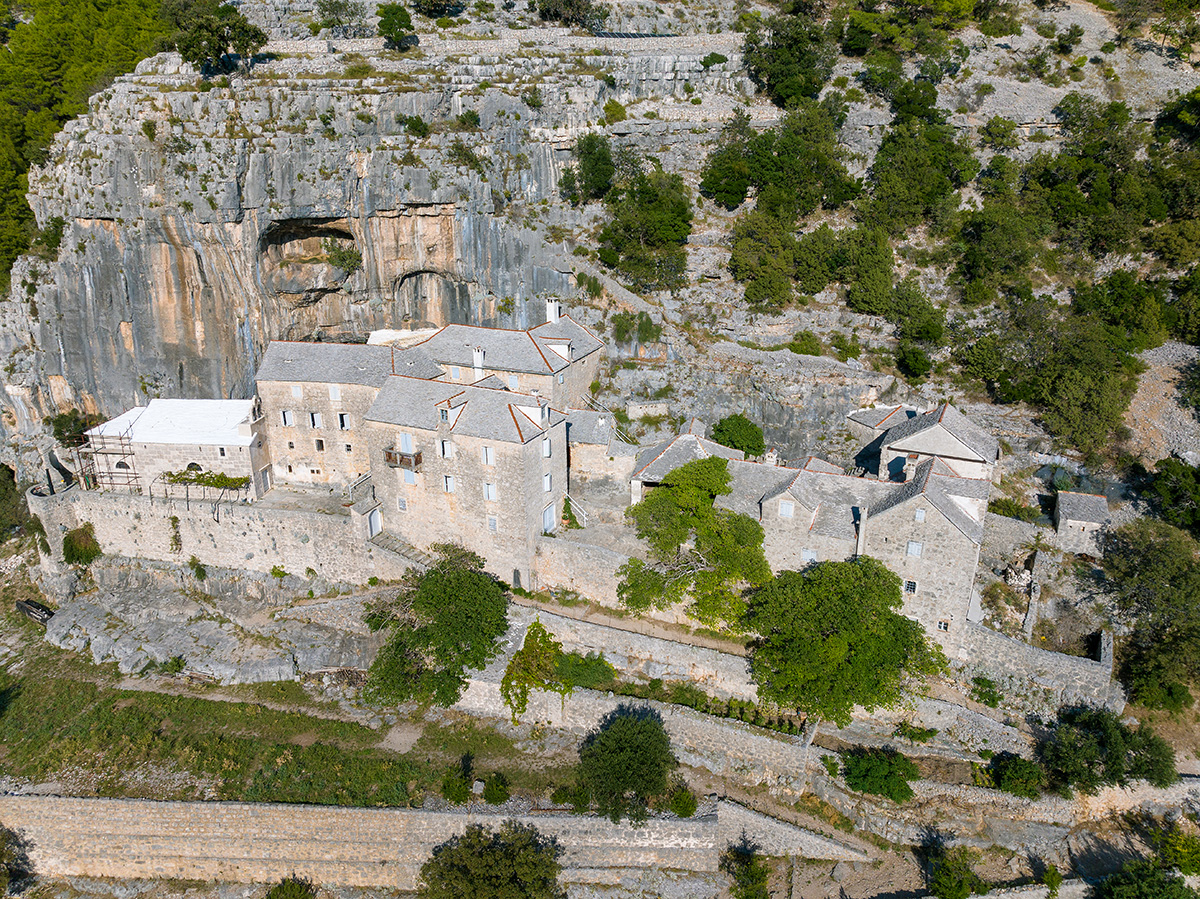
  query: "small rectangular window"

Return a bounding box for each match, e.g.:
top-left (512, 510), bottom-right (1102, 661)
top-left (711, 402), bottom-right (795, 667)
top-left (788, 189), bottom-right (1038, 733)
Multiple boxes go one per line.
top-left (397, 497), bottom-right (408, 511)
top-left (291, 385), bottom-right (303, 399)
top-left (338, 413), bottom-right (350, 430)
top-left (484, 482), bottom-right (497, 501)
top-left (801, 549), bottom-right (817, 563)
top-left (937, 620), bottom-right (950, 632)
top-left (914, 509), bottom-right (926, 522)
top-left (329, 384), bottom-right (341, 401)
top-left (440, 409), bottom-right (449, 422)
top-left (542, 437), bottom-right (552, 458)
top-left (779, 500), bottom-right (794, 518)
top-left (558, 373), bottom-right (565, 384)
top-left (488, 515), bottom-right (498, 533)
top-left (310, 468), bottom-right (321, 475)
top-left (508, 375), bottom-right (519, 390)
top-left (281, 410), bottom-right (294, 427)
top-left (481, 445), bottom-right (495, 465)
top-left (219, 447), bottom-right (226, 457)
top-left (403, 469), bottom-right (416, 486)
top-left (439, 439), bottom-right (454, 459)
top-left (310, 412), bottom-right (323, 429)
top-left (344, 444), bottom-right (352, 453)
top-left (286, 464), bottom-right (293, 473)
top-left (907, 541), bottom-right (923, 558)
top-left (904, 580), bottom-right (917, 594)
top-left (444, 475), bottom-right (455, 493)
top-left (543, 473), bottom-right (552, 493)
top-left (315, 439), bottom-right (325, 452)
top-left (451, 366), bottom-right (461, 379)
top-left (400, 433), bottom-right (413, 453)
top-left (287, 441), bottom-right (295, 450)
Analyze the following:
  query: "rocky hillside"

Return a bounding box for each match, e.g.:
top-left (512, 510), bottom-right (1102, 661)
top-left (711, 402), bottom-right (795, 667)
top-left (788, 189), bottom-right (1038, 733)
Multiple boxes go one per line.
top-left (1, 0), bottom-right (1197, 475)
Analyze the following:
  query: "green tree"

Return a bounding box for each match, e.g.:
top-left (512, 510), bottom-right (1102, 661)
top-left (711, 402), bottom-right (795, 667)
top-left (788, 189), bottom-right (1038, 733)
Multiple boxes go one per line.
top-left (742, 12), bottom-right (836, 108)
top-left (1091, 860), bottom-right (1198, 899)
top-left (535, 0), bottom-right (607, 29)
top-left (617, 457), bottom-right (771, 631)
top-left (842, 746), bottom-right (920, 802)
top-left (929, 847), bottom-right (986, 899)
top-left (175, 2), bottom-right (266, 74)
top-left (1103, 518), bottom-right (1200, 709)
top-left (411, 0), bottom-right (460, 16)
top-left (728, 212), bottom-right (796, 309)
top-left (1146, 458), bottom-right (1200, 537)
top-left (746, 558), bottom-right (946, 747)
top-left (316, 0), bottom-right (367, 30)
top-left (599, 159), bottom-right (693, 292)
top-left (711, 413), bottom-right (766, 459)
top-left (377, 3), bottom-right (415, 47)
top-left (575, 133), bottom-right (614, 200)
top-left (720, 838), bottom-right (770, 899)
top-left (989, 752), bottom-right (1045, 799)
top-left (364, 544), bottom-right (509, 706)
top-left (417, 821), bottom-right (566, 899)
top-left (1039, 706), bottom-right (1177, 796)
top-left (501, 620), bottom-right (570, 723)
top-left (576, 707), bottom-right (676, 823)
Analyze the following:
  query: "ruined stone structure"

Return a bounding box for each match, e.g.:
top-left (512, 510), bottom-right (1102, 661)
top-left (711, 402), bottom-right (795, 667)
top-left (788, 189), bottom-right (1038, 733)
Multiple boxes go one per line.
top-left (1054, 491), bottom-right (1110, 555)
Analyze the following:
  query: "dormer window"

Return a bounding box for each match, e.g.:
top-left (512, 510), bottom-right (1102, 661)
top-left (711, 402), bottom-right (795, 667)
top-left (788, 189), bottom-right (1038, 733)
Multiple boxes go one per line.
top-left (440, 409), bottom-right (449, 423)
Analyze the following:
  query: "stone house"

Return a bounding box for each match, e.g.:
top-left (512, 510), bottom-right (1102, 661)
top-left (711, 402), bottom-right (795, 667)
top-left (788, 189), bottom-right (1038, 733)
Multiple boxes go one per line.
top-left (1054, 491), bottom-right (1110, 555)
top-left (630, 433), bottom-right (743, 505)
top-left (255, 341), bottom-right (442, 490)
top-left (409, 303), bottom-right (605, 408)
top-left (83, 399), bottom-right (268, 498)
top-left (876, 403), bottom-right (1001, 482)
top-left (363, 376), bottom-right (568, 591)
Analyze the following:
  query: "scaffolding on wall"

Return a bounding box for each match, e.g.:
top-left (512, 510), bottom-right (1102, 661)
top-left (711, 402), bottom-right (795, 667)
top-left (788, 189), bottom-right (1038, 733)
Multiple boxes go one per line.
top-left (77, 426), bottom-right (142, 494)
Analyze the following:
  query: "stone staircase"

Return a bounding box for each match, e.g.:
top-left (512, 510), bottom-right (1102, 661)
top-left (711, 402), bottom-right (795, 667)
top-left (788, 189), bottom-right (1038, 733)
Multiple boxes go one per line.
top-left (368, 530), bottom-right (435, 570)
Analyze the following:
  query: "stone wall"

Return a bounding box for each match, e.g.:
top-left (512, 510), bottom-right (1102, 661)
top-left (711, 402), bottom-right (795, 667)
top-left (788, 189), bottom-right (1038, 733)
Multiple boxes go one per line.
top-left (532, 532), bottom-right (626, 603)
top-left (26, 484), bottom-right (410, 584)
top-left (956, 621), bottom-right (1124, 711)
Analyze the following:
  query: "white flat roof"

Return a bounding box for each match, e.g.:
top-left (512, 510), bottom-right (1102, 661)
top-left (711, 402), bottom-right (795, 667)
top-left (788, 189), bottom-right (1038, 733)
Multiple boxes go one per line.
top-left (87, 399), bottom-right (255, 447)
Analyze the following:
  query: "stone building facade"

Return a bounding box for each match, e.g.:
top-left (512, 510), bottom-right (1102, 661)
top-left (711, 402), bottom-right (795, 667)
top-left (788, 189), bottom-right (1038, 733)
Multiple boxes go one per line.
top-left (363, 376), bottom-right (569, 590)
top-left (875, 403), bottom-right (1001, 482)
top-left (1054, 491), bottom-right (1110, 555)
top-left (83, 399), bottom-right (269, 499)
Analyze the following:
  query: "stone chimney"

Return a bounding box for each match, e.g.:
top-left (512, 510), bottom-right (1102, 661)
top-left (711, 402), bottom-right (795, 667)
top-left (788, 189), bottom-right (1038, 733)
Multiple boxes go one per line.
top-left (472, 346), bottom-right (484, 380)
top-left (546, 299), bottom-right (560, 323)
top-left (903, 453), bottom-right (919, 482)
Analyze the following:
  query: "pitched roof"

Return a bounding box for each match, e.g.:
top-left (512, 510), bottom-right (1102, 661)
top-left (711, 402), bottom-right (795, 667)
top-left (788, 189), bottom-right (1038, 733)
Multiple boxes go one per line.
top-left (88, 399), bottom-right (255, 447)
top-left (566, 410), bottom-right (618, 447)
top-left (365, 376), bottom-right (564, 444)
top-left (879, 403), bottom-right (999, 463)
top-left (847, 404), bottom-right (919, 431)
top-left (414, 316), bottom-right (602, 375)
top-left (255, 341), bottom-right (442, 387)
top-left (867, 460), bottom-right (989, 544)
top-left (1057, 491), bottom-right (1109, 524)
top-left (631, 433), bottom-right (743, 483)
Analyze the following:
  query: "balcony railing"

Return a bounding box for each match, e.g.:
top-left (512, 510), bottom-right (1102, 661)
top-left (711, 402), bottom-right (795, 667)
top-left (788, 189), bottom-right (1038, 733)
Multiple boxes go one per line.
top-left (384, 449), bottom-right (422, 470)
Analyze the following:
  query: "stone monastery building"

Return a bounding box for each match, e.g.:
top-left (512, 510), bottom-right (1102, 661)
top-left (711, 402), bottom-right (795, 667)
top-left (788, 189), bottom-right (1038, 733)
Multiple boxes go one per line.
top-left (49, 306), bottom-right (1098, 663)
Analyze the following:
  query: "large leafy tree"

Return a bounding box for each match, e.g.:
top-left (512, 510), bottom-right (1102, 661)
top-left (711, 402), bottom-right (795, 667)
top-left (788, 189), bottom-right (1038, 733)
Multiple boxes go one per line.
top-left (710, 413), bottom-right (765, 459)
top-left (746, 558), bottom-right (945, 728)
top-left (742, 12), bottom-right (836, 108)
top-left (364, 544), bottom-right (509, 706)
top-left (173, 2), bottom-right (266, 74)
top-left (576, 707), bottom-right (676, 824)
top-left (617, 457), bottom-right (770, 632)
top-left (377, 3), bottom-right (415, 47)
top-left (1102, 518), bottom-right (1200, 709)
top-left (417, 821), bottom-right (565, 899)
top-left (598, 155), bottom-right (693, 293)
top-left (1039, 706), bottom-right (1176, 796)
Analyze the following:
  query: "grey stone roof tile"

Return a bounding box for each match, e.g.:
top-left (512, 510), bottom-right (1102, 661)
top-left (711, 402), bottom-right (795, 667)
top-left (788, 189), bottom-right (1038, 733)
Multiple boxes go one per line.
top-left (880, 403), bottom-right (999, 463)
top-left (632, 434), bottom-right (743, 483)
top-left (256, 341), bottom-right (442, 387)
top-left (1056, 491), bottom-right (1110, 524)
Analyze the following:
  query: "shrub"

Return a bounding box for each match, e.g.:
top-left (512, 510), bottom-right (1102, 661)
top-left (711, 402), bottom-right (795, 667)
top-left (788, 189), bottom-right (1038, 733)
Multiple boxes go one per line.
top-left (700, 52), bottom-right (728, 68)
top-left (159, 656), bottom-right (186, 676)
top-left (455, 109), bottom-right (481, 130)
top-left (1158, 824), bottom-right (1200, 875)
top-left (187, 555), bottom-right (207, 581)
top-left (62, 523), bottom-right (101, 566)
top-left (842, 747), bottom-right (919, 802)
top-left (265, 876), bottom-right (317, 899)
top-left (788, 331), bottom-right (822, 356)
top-left (416, 821), bottom-right (563, 899)
top-left (576, 706), bottom-right (676, 823)
top-left (323, 238), bottom-right (362, 272)
top-left (987, 497), bottom-right (1040, 522)
top-left (970, 675), bottom-right (1003, 707)
top-left (990, 753), bottom-right (1045, 798)
top-left (893, 721), bottom-right (938, 743)
top-left (1042, 864), bottom-right (1063, 898)
top-left (555, 651), bottom-right (616, 689)
top-left (0, 465), bottom-right (28, 538)
top-left (602, 99), bottom-right (626, 123)
top-left (397, 114), bottom-right (430, 137)
top-left (669, 784), bottom-right (698, 817)
top-left (896, 340), bottom-right (933, 378)
top-left (441, 768), bottom-right (471, 804)
top-left (1040, 706), bottom-right (1177, 795)
top-left (481, 772), bottom-right (510, 804)
top-left (930, 847), bottom-right (985, 899)
top-left (720, 839), bottom-right (770, 899)
top-left (270, 565), bottom-right (288, 580)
